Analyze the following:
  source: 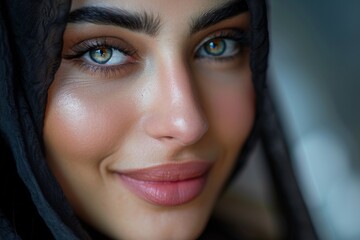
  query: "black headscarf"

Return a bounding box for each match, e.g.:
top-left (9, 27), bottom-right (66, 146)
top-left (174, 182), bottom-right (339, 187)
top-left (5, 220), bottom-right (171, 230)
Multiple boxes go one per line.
top-left (0, 0), bottom-right (269, 239)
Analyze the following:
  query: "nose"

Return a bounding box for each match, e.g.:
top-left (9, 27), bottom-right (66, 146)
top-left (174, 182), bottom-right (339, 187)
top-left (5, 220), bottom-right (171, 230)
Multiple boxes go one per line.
top-left (144, 58), bottom-right (208, 146)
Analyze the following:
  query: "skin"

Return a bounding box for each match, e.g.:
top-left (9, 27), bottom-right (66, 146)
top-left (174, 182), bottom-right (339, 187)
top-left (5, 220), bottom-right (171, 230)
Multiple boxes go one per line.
top-left (43, 0), bottom-right (255, 239)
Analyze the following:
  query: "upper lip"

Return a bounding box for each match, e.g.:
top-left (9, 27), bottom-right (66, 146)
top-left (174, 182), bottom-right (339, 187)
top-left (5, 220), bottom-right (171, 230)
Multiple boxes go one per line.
top-left (117, 161), bottom-right (212, 182)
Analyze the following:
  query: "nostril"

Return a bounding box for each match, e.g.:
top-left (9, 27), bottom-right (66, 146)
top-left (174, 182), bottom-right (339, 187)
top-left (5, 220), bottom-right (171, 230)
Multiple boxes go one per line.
top-left (163, 136), bottom-right (175, 140)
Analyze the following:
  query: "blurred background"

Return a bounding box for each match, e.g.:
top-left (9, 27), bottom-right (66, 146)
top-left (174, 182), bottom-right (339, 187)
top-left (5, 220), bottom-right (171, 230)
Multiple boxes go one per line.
top-left (269, 1), bottom-right (360, 239)
top-left (216, 1), bottom-right (360, 239)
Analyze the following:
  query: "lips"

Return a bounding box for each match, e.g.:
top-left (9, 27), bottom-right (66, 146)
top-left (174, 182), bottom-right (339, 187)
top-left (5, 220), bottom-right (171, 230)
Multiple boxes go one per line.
top-left (117, 161), bottom-right (212, 206)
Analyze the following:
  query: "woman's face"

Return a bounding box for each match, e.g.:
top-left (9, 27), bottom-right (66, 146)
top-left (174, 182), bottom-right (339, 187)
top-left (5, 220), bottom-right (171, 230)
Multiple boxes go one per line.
top-left (44, 0), bottom-right (254, 239)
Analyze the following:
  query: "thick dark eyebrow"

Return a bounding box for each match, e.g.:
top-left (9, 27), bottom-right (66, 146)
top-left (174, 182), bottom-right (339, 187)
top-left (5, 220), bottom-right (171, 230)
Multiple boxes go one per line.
top-left (190, 0), bottom-right (249, 34)
top-left (67, 7), bottom-right (161, 36)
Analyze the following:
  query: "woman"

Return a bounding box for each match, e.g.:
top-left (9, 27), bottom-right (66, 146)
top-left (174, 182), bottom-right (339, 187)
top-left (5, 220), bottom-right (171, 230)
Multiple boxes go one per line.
top-left (0, 0), bottom-right (268, 239)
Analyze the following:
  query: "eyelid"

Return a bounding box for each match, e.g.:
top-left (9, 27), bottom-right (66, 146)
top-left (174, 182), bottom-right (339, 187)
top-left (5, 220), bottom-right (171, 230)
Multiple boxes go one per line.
top-left (61, 37), bottom-right (140, 78)
top-left (194, 29), bottom-right (249, 54)
top-left (63, 37), bottom-right (138, 60)
top-left (193, 29), bottom-right (249, 60)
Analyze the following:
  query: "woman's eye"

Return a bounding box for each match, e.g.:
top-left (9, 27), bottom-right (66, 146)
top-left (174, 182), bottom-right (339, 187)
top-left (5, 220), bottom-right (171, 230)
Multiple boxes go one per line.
top-left (83, 47), bottom-right (128, 65)
top-left (196, 38), bottom-right (241, 59)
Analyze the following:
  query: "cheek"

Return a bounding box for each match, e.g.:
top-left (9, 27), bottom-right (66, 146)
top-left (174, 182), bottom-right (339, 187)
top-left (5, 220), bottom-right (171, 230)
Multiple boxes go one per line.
top-left (43, 83), bottom-right (136, 161)
top-left (215, 91), bottom-right (254, 126)
top-left (205, 72), bottom-right (255, 147)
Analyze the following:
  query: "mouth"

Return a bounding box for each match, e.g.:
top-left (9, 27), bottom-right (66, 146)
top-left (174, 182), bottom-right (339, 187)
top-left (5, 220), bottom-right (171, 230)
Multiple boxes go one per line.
top-left (117, 161), bottom-right (212, 206)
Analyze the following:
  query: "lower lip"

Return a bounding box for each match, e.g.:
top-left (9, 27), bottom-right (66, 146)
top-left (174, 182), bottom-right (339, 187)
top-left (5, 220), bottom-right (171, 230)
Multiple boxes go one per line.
top-left (119, 174), bottom-right (208, 206)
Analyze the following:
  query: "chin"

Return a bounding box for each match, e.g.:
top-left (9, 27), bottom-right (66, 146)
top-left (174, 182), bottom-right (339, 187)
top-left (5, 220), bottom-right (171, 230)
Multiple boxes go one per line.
top-left (113, 216), bottom-right (208, 240)
top-left (86, 195), bottom-right (215, 240)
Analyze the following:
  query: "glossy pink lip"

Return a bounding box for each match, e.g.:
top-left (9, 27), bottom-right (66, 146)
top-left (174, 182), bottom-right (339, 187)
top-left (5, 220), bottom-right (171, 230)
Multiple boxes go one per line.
top-left (117, 161), bottom-right (212, 206)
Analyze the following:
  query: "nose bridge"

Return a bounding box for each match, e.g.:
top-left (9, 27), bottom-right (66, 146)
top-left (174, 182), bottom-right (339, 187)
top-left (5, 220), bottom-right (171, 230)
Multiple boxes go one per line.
top-left (146, 54), bottom-right (208, 146)
top-left (166, 59), bottom-right (199, 116)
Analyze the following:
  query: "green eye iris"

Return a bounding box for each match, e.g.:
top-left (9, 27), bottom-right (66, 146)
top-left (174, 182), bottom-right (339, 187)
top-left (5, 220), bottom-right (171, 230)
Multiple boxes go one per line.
top-left (90, 47), bottom-right (113, 64)
top-left (204, 39), bottom-right (226, 56)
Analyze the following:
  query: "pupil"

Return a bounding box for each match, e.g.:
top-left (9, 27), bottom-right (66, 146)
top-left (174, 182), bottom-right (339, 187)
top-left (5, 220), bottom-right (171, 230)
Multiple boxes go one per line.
top-left (99, 48), bottom-right (106, 56)
top-left (206, 39), bottom-right (226, 56)
top-left (90, 47), bottom-right (113, 64)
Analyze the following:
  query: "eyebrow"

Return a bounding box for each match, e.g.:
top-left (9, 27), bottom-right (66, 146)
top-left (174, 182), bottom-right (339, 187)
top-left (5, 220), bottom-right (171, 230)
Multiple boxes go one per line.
top-left (67, 0), bottom-right (248, 36)
top-left (67, 7), bottom-right (161, 36)
top-left (190, 0), bottom-right (249, 34)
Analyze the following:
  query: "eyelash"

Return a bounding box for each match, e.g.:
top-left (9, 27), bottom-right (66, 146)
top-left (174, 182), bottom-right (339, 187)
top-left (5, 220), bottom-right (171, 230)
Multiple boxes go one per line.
top-left (63, 30), bottom-right (248, 77)
top-left (195, 30), bottom-right (249, 63)
top-left (63, 38), bottom-right (139, 77)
